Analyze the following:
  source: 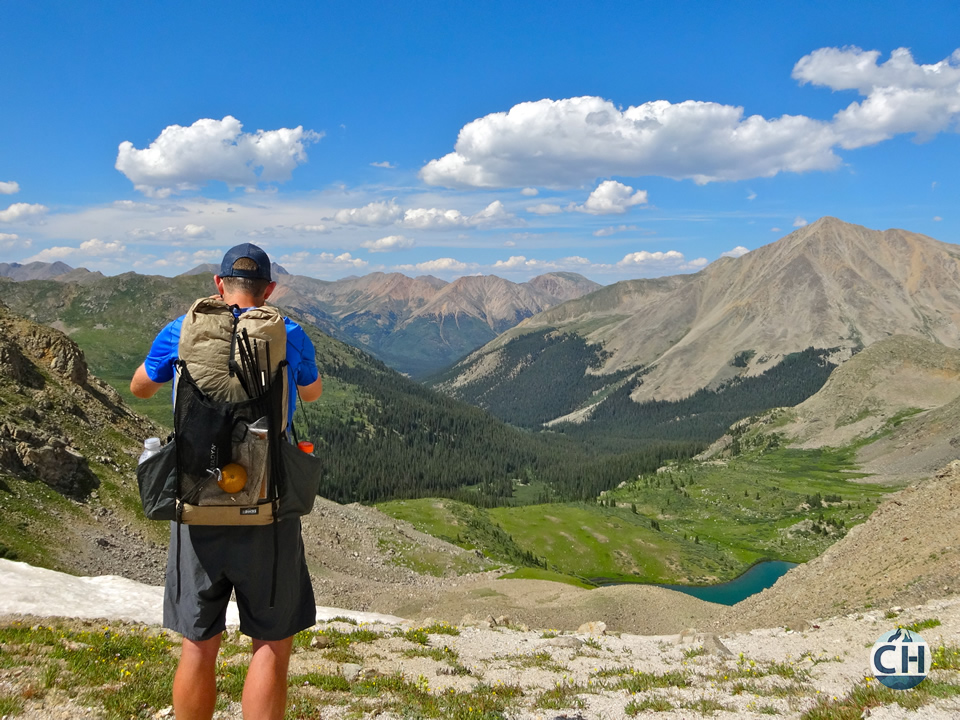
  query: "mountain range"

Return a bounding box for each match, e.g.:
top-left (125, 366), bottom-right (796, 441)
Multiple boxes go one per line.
top-left (269, 270), bottom-right (600, 376)
top-left (432, 217), bottom-right (960, 428)
top-left (3, 263), bottom-right (600, 377)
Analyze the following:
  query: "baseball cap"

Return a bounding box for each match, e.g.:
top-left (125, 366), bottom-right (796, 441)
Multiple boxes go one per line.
top-left (219, 243), bottom-right (272, 281)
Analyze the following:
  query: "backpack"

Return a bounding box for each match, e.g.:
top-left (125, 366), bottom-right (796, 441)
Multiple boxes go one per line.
top-left (136, 297), bottom-right (323, 605)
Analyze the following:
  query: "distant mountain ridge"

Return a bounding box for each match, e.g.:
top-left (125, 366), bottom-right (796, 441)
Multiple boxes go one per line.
top-left (1, 262), bottom-right (600, 376)
top-left (433, 217), bottom-right (960, 427)
top-left (272, 270), bottom-right (601, 376)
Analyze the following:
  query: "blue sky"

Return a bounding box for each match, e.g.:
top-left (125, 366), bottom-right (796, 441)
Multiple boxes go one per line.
top-left (1, 0), bottom-right (959, 283)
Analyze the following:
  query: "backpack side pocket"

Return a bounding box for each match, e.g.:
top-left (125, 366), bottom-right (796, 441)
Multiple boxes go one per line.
top-left (136, 439), bottom-right (178, 521)
top-left (277, 441), bottom-right (322, 519)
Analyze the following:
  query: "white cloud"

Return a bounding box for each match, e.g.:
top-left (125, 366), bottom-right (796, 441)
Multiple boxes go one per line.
top-left (526, 203), bottom-right (563, 215)
top-left (115, 116), bottom-right (322, 196)
top-left (521, 187), bottom-right (539, 196)
top-left (618, 250), bottom-right (707, 272)
top-left (421, 95), bottom-right (839, 188)
top-left (0, 181), bottom-right (20, 195)
top-left (333, 200), bottom-right (404, 226)
top-left (151, 249), bottom-right (221, 268)
top-left (793, 217), bottom-right (808, 227)
top-left (593, 224), bottom-right (638, 237)
top-left (129, 224), bottom-right (212, 242)
top-left (934, 216), bottom-right (943, 221)
top-left (292, 223), bottom-right (329, 234)
top-left (0, 202), bottom-right (48, 223)
top-left (0, 233), bottom-right (28, 251)
top-left (573, 180), bottom-right (648, 215)
top-left (361, 235), bottom-right (415, 253)
top-left (401, 200), bottom-right (515, 230)
top-left (746, 190), bottom-right (757, 201)
top-left (397, 257), bottom-right (469, 273)
top-left (721, 246), bottom-right (750, 258)
top-left (24, 237), bottom-right (126, 263)
top-left (370, 161), bottom-right (396, 168)
top-left (422, 47), bottom-right (960, 189)
top-left (771, 227), bottom-right (782, 232)
top-left (278, 250), bottom-right (368, 270)
top-left (793, 46), bottom-right (960, 148)
top-left (112, 200), bottom-right (173, 213)
top-left (493, 255), bottom-right (530, 269)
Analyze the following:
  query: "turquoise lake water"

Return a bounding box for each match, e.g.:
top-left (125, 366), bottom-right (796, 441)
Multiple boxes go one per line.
top-left (591, 560), bottom-right (798, 606)
top-left (655, 560), bottom-right (797, 605)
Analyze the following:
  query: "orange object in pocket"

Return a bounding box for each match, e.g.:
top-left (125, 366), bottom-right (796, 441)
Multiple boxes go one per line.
top-left (297, 440), bottom-right (314, 454)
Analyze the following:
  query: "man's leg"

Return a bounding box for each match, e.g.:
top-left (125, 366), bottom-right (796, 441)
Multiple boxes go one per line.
top-left (242, 636), bottom-right (294, 720)
top-left (172, 634), bottom-right (222, 720)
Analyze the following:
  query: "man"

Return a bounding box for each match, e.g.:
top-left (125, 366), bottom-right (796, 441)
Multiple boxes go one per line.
top-left (131, 243), bottom-right (323, 720)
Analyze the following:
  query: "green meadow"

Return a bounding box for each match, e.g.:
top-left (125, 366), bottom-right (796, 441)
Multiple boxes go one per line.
top-left (378, 445), bottom-right (897, 586)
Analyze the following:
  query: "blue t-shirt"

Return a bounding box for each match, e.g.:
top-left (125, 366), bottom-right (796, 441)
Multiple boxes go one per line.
top-left (144, 310), bottom-right (319, 425)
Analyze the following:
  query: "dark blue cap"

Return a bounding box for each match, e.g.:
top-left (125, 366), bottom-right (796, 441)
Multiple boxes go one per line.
top-left (219, 243), bottom-right (271, 281)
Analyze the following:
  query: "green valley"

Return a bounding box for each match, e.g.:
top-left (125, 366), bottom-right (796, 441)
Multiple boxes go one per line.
top-left (378, 444), bottom-right (897, 587)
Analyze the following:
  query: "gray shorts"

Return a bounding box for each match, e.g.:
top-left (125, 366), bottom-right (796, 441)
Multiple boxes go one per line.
top-left (163, 519), bottom-right (316, 641)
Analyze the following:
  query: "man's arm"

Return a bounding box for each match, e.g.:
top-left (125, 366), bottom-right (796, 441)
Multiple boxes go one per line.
top-left (130, 362), bottom-right (166, 399)
top-left (298, 375), bottom-right (323, 402)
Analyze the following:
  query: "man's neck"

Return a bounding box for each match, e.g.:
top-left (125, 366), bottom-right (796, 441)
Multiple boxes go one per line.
top-left (221, 294), bottom-right (262, 308)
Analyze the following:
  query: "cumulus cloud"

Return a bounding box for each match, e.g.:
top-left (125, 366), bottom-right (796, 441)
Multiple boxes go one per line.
top-left (793, 217), bottom-right (808, 227)
top-left (721, 246), bottom-right (750, 258)
top-left (526, 203), bottom-right (563, 215)
top-left (129, 224), bottom-right (212, 242)
top-left (333, 201), bottom-right (404, 226)
top-left (493, 255), bottom-right (530, 269)
top-left (370, 161), bottom-right (396, 168)
top-left (0, 181), bottom-right (20, 195)
top-left (115, 116), bottom-right (322, 197)
top-left (112, 200), bottom-right (172, 213)
top-left (521, 187), bottom-right (539, 196)
top-left (278, 251), bottom-right (368, 270)
top-left (335, 199), bottom-right (516, 230)
top-left (793, 47), bottom-right (960, 148)
top-left (0, 202), bottom-right (48, 223)
top-left (618, 250), bottom-right (707, 272)
top-left (151, 249), bottom-right (221, 268)
top-left (421, 95), bottom-right (838, 188)
top-left (25, 238), bottom-right (127, 263)
top-left (292, 223), bottom-right (328, 234)
top-left (593, 224), bottom-right (638, 237)
top-left (573, 180), bottom-right (648, 215)
top-left (421, 47), bottom-right (960, 189)
top-left (361, 235), bottom-right (415, 252)
top-left (396, 257), bottom-right (469, 273)
top-left (0, 233), bottom-right (28, 251)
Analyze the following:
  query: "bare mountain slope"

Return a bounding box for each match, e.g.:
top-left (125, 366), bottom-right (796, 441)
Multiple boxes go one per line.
top-left (438, 217), bottom-right (960, 423)
top-left (778, 335), bottom-right (960, 449)
top-left (723, 461), bottom-right (960, 630)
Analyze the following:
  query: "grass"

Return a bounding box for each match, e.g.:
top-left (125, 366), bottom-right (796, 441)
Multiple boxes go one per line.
top-left (379, 442), bottom-right (896, 586)
top-left (799, 675), bottom-right (960, 719)
top-left (902, 618), bottom-right (941, 633)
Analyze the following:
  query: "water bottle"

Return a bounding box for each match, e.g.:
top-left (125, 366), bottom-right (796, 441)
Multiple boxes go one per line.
top-left (139, 437), bottom-right (161, 464)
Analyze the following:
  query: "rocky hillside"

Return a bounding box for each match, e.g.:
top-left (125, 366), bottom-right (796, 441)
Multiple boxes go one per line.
top-left (434, 217), bottom-right (960, 425)
top-left (0, 301), bottom-right (168, 580)
top-left (722, 460), bottom-right (960, 631)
